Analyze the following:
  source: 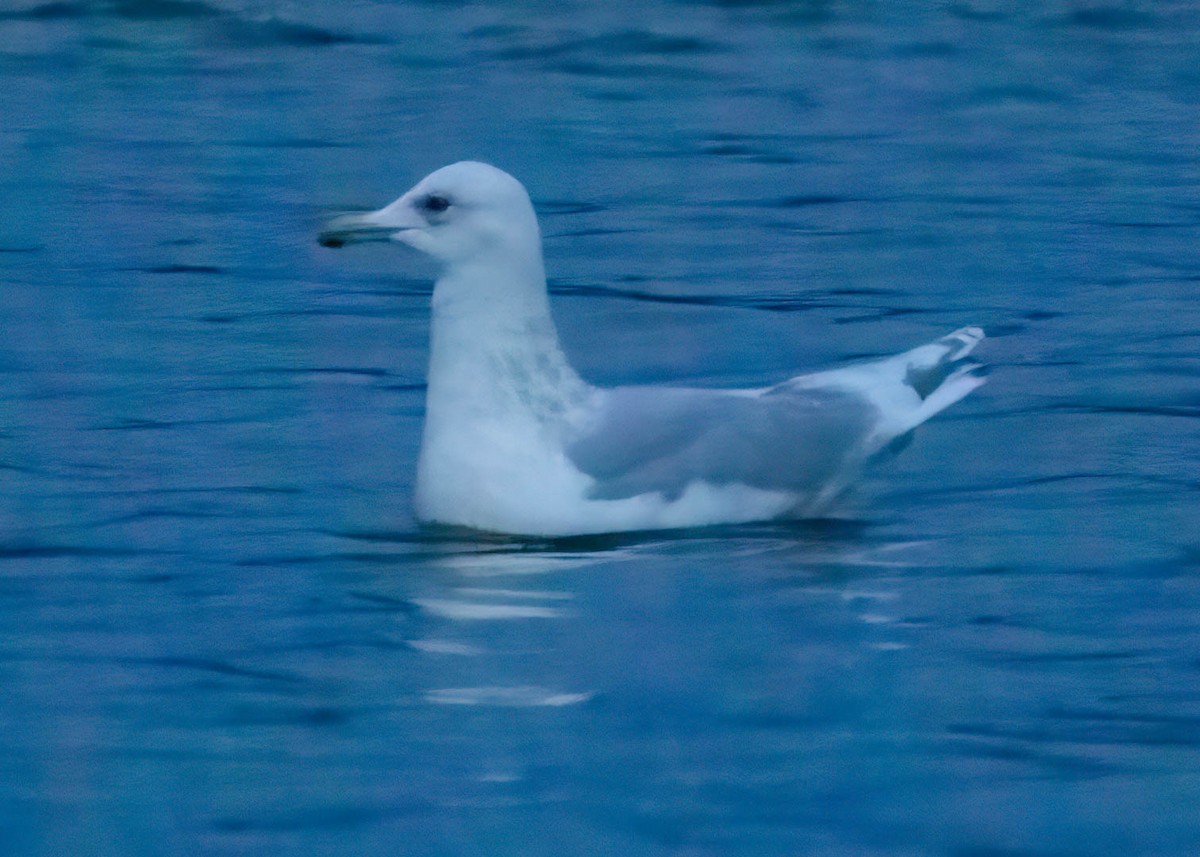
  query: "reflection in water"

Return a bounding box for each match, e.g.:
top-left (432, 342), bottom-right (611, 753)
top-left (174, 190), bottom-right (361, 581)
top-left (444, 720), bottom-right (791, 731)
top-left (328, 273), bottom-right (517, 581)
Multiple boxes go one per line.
top-left (398, 530), bottom-right (943, 722)
top-left (425, 687), bottom-right (593, 707)
top-left (414, 598), bottom-right (569, 621)
top-left (408, 547), bottom-right (609, 709)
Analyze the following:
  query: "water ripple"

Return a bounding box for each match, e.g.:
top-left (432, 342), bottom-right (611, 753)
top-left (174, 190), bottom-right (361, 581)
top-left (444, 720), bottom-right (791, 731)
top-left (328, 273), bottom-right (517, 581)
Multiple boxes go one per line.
top-left (414, 599), bottom-right (567, 621)
top-left (425, 686), bottom-right (593, 707)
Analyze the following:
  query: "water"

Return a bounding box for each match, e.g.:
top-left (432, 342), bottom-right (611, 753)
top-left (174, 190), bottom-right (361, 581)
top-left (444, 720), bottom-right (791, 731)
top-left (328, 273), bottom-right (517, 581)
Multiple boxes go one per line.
top-left (2, 1), bottom-right (1199, 854)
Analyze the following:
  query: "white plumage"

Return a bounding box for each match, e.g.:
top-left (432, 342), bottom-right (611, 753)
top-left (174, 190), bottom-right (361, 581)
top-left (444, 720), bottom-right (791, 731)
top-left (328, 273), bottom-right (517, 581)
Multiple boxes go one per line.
top-left (320, 161), bottom-right (985, 536)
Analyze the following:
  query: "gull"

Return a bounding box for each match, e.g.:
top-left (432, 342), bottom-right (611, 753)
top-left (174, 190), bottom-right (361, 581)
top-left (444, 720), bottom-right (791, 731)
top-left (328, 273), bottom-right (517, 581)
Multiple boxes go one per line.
top-left (319, 161), bottom-right (985, 537)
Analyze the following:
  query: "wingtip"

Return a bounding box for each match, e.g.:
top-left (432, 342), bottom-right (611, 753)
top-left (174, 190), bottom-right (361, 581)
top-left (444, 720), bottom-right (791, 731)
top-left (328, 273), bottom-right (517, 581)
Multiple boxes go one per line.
top-left (941, 326), bottom-right (986, 359)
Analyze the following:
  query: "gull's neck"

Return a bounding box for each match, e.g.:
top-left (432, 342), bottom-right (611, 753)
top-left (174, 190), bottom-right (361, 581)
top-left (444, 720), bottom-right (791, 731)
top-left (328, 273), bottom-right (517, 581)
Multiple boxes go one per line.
top-left (416, 247), bottom-right (591, 530)
top-left (425, 251), bottom-right (587, 420)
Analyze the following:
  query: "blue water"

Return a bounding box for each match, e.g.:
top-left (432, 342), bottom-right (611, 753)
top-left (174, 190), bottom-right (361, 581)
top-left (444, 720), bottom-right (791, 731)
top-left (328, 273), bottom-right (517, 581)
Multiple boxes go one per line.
top-left (2, 1), bottom-right (1199, 855)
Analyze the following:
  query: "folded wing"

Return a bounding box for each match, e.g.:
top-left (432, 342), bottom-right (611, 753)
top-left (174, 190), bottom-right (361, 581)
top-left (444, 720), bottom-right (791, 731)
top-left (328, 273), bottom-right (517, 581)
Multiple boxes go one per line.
top-left (566, 327), bottom-right (986, 505)
top-left (567, 384), bottom-right (879, 501)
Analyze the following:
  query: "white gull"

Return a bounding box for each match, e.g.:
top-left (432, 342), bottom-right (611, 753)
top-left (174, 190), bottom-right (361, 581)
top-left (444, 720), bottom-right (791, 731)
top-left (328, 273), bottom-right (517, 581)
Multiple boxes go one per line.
top-left (319, 161), bottom-right (985, 537)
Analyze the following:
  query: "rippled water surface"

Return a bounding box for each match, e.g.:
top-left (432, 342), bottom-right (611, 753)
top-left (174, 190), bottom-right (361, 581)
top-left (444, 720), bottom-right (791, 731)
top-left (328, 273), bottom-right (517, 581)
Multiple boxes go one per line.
top-left (2, 1), bottom-right (1199, 855)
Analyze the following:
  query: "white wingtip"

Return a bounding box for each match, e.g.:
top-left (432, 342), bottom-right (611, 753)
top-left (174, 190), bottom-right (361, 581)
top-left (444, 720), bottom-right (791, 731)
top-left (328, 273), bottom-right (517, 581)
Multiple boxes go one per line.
top-left (902, 327), bottom-right (987, 428)
top-left (937, 326), bottom-right (986, 361)
top-left (917, 363), bottom-right (986, 417)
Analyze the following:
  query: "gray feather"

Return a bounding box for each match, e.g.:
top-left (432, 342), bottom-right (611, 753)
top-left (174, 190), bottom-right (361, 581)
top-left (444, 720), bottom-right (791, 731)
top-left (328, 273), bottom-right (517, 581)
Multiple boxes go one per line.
top-left (567, 385), bottom-right (877, 501)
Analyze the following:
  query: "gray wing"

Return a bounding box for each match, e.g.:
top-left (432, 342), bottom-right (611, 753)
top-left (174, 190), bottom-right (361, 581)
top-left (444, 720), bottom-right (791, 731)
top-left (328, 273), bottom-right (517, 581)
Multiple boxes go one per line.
top-left (566, 384), bottom-right (879, 501)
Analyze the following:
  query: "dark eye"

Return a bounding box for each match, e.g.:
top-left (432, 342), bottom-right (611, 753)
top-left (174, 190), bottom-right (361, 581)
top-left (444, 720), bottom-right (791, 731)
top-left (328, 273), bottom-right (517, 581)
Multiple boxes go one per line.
top-left (420, 194), bottom-right (451, 214)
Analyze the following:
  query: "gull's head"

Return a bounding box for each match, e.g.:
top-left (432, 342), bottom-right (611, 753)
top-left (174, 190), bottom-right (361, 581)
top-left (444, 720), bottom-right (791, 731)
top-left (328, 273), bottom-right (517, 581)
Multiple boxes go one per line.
top-left (318, 161), bottom-right (540, 267)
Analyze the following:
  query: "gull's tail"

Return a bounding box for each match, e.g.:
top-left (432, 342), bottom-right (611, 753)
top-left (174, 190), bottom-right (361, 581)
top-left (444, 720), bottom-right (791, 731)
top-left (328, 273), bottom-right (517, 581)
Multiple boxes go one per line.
top-left (890, 326), bottom-right (987, 433)
top-left (788, 326), bottom-right (986, 514)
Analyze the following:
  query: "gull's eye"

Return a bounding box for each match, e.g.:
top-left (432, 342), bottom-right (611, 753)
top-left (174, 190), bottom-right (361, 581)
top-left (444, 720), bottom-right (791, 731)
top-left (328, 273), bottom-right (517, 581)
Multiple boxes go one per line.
top-left (420, 194), bottom-right (451, 214)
